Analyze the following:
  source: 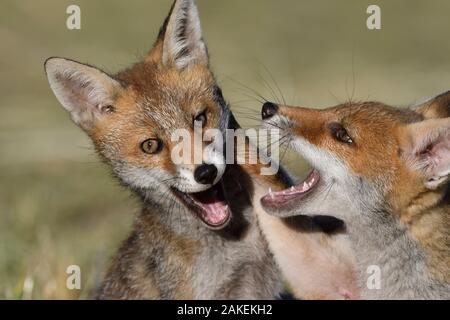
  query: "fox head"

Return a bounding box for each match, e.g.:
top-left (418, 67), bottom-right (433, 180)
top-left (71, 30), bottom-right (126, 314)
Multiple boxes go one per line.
top-left (259, 92), bottom-right (450, 226)
top-left (45, 0), bottom-right (235, 229)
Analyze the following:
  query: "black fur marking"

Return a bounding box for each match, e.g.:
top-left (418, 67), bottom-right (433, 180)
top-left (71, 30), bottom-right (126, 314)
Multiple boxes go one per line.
top-left (156, 1), bottom-right (175, 42)
top-left (283, 215), bottom-right (346, 234)
top-left (212, 85), bottom-right (227, 109)
top-left (311, 215), bottom-right (346, 233)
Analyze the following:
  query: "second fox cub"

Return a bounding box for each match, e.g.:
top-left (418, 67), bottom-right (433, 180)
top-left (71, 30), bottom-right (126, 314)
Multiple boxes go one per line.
top-left (260, 93), bottom-right (450, 299)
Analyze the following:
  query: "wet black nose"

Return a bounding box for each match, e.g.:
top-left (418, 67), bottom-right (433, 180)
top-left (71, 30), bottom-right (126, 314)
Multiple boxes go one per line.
top-left (261, 102), bottom-right (278, 119)
top-left (194, 164), bottom-right (218, 185)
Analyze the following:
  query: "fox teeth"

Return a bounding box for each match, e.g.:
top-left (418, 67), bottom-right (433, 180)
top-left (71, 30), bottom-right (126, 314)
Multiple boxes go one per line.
top-left (310, 177), bottom-right (315, 184)
top-left (303, 182), bottom-right (308, 190)
top-left (269, 188), bottom-right (275, 199)
top-left (290, 186), bottom-right (295, 192)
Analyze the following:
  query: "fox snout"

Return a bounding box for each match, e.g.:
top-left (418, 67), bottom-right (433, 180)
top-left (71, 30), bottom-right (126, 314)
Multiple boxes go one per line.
top-left (194, 164), bottom-right (218, 185)
top-left (261, 101), bottom-right (322, 126)
top-left (261, 101), bottom-right (294, 138)
top-left (261, 102), bottom-right (279, 120)
top-left (261, 101), bottom-right (285, 132)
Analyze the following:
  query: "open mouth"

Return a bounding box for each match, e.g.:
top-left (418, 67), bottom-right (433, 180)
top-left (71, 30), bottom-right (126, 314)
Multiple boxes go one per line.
top-left (261, 169), bottom-right (320, 208)
top-left (171, 182), bottom-right (231, 230)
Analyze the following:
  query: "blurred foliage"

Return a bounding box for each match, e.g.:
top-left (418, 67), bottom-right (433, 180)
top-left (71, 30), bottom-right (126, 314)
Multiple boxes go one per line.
top-left (1, 0), bottom-right (450, 298)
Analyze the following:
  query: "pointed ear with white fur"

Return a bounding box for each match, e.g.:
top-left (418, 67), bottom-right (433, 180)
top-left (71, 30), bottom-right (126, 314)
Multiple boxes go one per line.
top-left (44, 57), bottom-right (121, 131)
top-left (400, 118), bottom-right (450, 189)
top-left (159, 0), bottom-right (208, 69)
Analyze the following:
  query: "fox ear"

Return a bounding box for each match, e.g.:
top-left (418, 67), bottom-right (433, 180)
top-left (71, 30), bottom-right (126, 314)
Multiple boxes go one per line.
top-left (412, 90), bottom-right (450, 119)
top-left (400, 118), bottom-right (450, 189)
top-left (153, 0), bottom-right (208, 69)
top-left (44, 57), bottom-right (121, 131)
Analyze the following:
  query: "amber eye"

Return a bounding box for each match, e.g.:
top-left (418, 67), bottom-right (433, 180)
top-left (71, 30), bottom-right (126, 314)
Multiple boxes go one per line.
top-left (329, 122), bottom-right (354, 145)
top-left (141, 139), bottom-right (162, 154)
top-left (193, 111), bottom-right (207, 128)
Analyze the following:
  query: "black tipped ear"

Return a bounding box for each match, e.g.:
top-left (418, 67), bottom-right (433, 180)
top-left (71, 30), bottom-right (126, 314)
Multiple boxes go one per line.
top-left (412, 90), bottom-right (450, 119)
top-left (44, 57), bottom-right (121, 131)
top-left (153, 0), bottom-right (208, 69)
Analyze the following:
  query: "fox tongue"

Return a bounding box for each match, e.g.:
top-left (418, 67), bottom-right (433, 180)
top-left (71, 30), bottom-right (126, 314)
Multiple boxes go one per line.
top-left (201, 201), bottom-right (228, 225)
top-left (191, 185), bottom-right (230, 226)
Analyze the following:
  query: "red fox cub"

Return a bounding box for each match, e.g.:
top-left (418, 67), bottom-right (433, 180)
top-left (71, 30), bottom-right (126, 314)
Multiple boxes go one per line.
top-left (44, 0), bottom-right (287, 299)
top-left (260, 93), bottom-right (450, 299)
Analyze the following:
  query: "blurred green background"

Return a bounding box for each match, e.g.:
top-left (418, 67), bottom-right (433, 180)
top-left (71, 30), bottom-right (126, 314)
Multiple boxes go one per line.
top-left (1, 0), bottom-right (450, 299)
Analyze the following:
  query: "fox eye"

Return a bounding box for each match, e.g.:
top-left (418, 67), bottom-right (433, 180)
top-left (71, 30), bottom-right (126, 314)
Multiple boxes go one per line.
top-left (141, 139), bottom-right (162, 154)
top-left (329, 123), bottom-right (353, 145)
top-left (194, 111), bottom-right (207, 128)
top-left (100, 104), bottom-right (115, 114)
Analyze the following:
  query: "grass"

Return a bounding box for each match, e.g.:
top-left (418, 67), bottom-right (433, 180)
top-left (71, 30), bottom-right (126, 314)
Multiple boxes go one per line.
top-left (1, 0), bottom-right (450, 298)
top-left (0, 162), bottom-right (134, 298)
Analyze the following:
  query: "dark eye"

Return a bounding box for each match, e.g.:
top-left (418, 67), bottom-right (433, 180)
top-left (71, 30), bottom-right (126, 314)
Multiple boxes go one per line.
top-left (141, 139), bottom-right (162, 154)
top-left (329, 122), bottom-right (354, 145)
top-left (100, 104), bottom-right (115, 114)
top-left (194, 111), bottom-right (207, 128)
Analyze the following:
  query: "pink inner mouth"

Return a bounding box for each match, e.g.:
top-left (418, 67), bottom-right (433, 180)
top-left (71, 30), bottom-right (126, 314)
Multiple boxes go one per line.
top-left (173, 182), bottom-right (231, 229)
top-left (189, 184), bottom-right (231, 227)
top-left (261, 169), bottom-right (320, 207)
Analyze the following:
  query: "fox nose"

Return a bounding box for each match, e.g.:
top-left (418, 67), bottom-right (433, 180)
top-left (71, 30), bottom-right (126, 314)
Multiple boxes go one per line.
top-left (194, 164), bottom-right (218, 185)
top-left (261, 102), bottom-right (278, 119)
